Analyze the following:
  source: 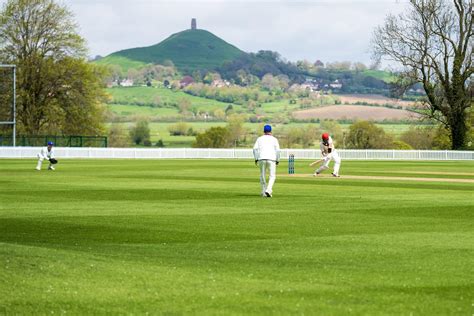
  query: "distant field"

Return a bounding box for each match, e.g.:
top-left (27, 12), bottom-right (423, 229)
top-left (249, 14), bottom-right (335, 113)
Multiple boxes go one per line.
top-left (111, 122), bottom-right (418, 147)
top-left (109, 104), bottom-right (179, 119)
top-left (1, 159), bottom-right (473, 314)
top-left (337, 94), bottom-right (416, 108)
top-left (107, 86), bottom-right (236, 112)
top-left (293, 105), bottom-right (421, 121)
top-left (105, 87), bottom-right (425, 147)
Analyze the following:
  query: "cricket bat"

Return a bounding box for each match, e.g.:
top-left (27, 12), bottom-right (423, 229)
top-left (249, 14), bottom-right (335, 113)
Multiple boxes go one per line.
top-left (309, 159), bottom-right (323, 167)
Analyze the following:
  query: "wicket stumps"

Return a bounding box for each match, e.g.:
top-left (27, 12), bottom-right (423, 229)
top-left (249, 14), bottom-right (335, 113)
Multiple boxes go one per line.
top-left (288, 154), bottom-right (295, 174)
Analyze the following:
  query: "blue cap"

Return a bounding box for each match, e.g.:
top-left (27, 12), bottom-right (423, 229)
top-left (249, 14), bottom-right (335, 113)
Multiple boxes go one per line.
top-left (264, 125), bottom-right (272, 133)
top-left (47, 141), bottom-right (54, 146)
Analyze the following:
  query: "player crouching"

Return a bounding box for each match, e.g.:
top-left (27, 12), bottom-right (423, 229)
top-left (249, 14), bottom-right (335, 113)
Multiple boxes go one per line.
top-left (36, 141), bottom-right (58, 171)
top-left (314, 133), bottom-right (341, 177)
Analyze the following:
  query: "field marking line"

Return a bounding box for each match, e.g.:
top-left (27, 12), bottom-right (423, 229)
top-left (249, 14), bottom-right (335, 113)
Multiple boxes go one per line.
top-left (281, 174), bottom-right (474, 183)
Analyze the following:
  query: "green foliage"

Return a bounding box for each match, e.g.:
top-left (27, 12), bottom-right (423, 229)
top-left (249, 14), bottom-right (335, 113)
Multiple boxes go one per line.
top-left (106, 86), bottom-right (233, 116)
top-left (320, 120), bottom-right (343, 144)
top-left (400, 125), bottom-right (451, 150)
top-left (1, 159), bottom-right (473, 314)
top-left (0, 0), bottom-right (106, 136)
top-left (99, 29), bottom-right (244, 74)
top-left (168, 122), bottom-right (192, 136)
top-left (108, 124), bottom-right (130, 148)
top-left (183, 83), bottom-right (269, 105)
top-left (193, 126), bottom-right (229, 148)
top-left (95, 55), bottom-right (147, 74)
top-left (392, 140), bottom-right (413, 150)
top-left (129, 120), bottom-right (150, 145)
top-left (226, 114), bottom-right (247, 145)
top-left (346, 121), bottom-right (394, 149)
top-left (155, 139), bottom-right (165, 147)
top-left (278, 124), bottom-right (319, 148)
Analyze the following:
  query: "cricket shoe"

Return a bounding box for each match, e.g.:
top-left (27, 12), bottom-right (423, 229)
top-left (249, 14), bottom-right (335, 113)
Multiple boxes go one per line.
top-left (331, 173), bottom-right (340, 177)
top-left (264, 191), bottom-right (272, 198)
top-left (312, 172), bottom-right (320, 177)
top-left (35, 166), bottom-right (41, 171)
top-left (48, 166), bottom-right (55, 171)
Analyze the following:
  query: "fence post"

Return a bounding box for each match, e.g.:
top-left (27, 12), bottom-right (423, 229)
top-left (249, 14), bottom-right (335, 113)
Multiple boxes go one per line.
top-left (445, 150), bottom-right (448, 160)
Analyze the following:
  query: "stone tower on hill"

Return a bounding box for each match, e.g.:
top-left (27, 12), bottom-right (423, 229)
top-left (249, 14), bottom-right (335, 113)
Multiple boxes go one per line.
top-left (191, 18), bottom-right (197, 30)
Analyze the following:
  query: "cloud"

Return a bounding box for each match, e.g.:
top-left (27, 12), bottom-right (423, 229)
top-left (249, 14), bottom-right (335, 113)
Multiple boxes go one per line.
top-left (2, 0), bottom-right (409, 63)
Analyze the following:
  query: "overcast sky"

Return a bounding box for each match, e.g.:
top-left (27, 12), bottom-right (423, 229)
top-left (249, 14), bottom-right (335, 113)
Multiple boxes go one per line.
top-left (3, 0), bottom-right (409, 64)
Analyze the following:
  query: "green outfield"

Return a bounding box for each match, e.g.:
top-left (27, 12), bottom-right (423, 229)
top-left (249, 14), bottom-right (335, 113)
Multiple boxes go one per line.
top-left (0, 159), bottom-right (473, 314)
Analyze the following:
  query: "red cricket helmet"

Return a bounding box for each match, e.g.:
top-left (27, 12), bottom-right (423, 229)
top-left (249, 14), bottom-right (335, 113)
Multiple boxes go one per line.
top-left (322, 133), bottom-right (329, 140)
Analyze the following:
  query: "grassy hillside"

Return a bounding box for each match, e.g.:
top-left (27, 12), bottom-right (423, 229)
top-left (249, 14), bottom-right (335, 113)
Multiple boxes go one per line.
top-left (362, 69), bottom-right (397, 83)
top-left (106, 86), bottom-right (240, 122)
top-left (95, 55), bottom-right (147, 73)
top-left (99, 29), bottom-right (245, 73)
top-left (1, 160), bottom-right (473, 314)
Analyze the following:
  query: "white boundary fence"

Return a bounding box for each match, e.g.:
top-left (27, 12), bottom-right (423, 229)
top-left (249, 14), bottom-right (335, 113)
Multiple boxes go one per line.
top-left (1, 147), bottom-right (473, 160)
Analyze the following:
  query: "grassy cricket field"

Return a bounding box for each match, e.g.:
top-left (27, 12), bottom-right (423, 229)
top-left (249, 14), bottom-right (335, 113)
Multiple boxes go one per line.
top-left (0, 159), bottom-right (473, 314)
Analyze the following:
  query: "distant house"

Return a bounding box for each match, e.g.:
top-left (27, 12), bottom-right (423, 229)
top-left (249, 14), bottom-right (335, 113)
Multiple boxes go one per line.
top-left (211, 79), bottom-right (231, 88)
top-left (120, 79), bottom-right (134, 87)
top-left (180, 76), bottom-right (194, 88)
top-left (302, 78), bottom-right (320, 91)
top-left (329, 79), bottom-right (342, 89)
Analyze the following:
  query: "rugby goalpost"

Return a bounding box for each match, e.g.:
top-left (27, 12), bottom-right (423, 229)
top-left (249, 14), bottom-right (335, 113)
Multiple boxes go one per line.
top-left (0, 64), bottom-right (16, 146)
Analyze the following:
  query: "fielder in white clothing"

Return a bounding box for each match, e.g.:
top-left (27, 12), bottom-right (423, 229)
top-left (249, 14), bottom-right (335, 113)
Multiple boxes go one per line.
top-left (314, 133), bottom-right (341, 177)
top-left (36, 141), bottom-right (56, 171)
top-left (253, 125), bottom-right (280, 197)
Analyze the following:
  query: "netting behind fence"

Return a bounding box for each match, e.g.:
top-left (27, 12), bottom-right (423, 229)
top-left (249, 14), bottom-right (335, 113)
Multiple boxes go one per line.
top-left (0, 135), bottom-right (107, 147)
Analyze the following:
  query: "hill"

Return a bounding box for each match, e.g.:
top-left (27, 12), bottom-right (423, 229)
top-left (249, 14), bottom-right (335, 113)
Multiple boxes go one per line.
top-left (97, 29), bottom-right (245, 73)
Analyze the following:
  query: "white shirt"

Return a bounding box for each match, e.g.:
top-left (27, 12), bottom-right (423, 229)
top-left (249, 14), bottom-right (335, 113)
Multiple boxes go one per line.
top-left (253, 134), bottom-right (280, 161)
top-left (39, 147), bottom-right (55, 159)
top-left (320, 136), bottom-right (336, 157)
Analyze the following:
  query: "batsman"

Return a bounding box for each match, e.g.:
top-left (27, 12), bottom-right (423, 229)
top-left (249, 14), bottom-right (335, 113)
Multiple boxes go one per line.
top-left (312, 133), bottom-right (341, 177)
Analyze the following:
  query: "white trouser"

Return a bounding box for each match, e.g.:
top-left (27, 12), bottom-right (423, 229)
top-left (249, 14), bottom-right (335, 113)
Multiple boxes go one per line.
top-left (259, 160), bottom-right (276, 195)
top-left (36, 154), bottom-right (52, 170)
top-left (316, 151), bottom-right (341, 176)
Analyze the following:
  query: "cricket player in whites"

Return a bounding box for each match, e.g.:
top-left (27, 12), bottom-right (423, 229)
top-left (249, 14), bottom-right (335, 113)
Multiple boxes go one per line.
top-left (314, 133), bottom-right (341, 177)
top-left (36, 141), bottom-right (56, 171)
top-left (253, 125), bottom-right (280, 197)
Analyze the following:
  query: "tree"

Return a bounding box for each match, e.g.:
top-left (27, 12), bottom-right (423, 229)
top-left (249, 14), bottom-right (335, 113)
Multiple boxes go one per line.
top-left (168, 122), bottom-right (190, 136)
top-left (346, 121), bottom-right (394, 149)
top-left (0, 0), bottom-right (107, 136)
top-left (326, 61), bottom-right (352, 71)
top-left (352, 62), bottom-right (367, 72)
top-left (177, 98), bottom-right (191, 115)
top-left (226, 114), bottom-right (247, 146)
top-left (401, 125), bottom-right (452, 149)
top-left (129, 119), bottom-right (150, 145)
top-left (193, 127), bottom-right (230, 148)
top-left (320, 120), bottom-right (343, 143)
top-left (108, 124), bottom-right (129, 147)
top-left (373, 0), bottom-right (473, 149)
